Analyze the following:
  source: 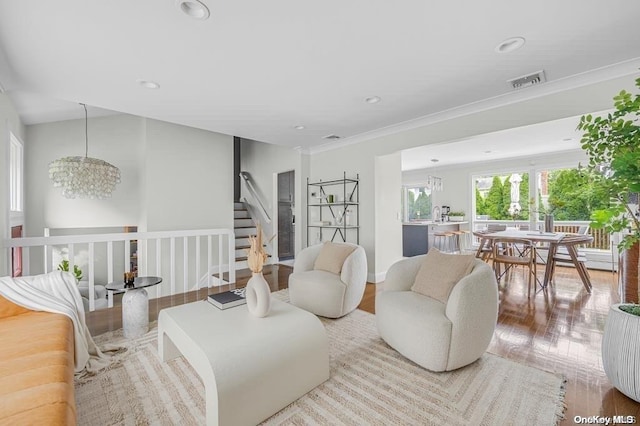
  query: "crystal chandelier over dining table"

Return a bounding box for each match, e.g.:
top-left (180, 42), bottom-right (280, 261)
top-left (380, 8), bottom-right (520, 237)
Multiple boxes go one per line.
top-left (425, 158), bottom-right (443, 191)
top-left (425, 175), bottom-right (443, 191)
top-left (48, 104), bottom-right (121, 199)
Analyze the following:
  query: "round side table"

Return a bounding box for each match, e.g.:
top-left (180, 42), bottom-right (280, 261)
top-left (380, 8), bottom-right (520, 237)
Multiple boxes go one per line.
top-left (106, 276), bottom-right (162, 339)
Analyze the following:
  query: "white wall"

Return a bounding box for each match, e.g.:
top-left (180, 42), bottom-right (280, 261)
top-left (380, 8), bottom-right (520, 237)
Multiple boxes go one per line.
top-left (374, 152), bottom-right (403, 282)
top-left (144, 119), bottom-right (233, 231)
top-left (22, 115), bottom-right (234, 279)
top-left (240, 138), bottom-right (303, 257)
top-left (310, 74), bottom-right (635, 279)
top-left (309, 148), bottom-right (374, 272)
top-left (25, 114), bottom-right (145, 235)
top-left (0, 92), bottom-right (26, 276)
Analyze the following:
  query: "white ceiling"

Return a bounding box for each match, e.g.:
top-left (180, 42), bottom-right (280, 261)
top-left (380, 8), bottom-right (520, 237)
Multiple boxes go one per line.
top-left (0, 1), bottom-right (639, 150)
top-left (401, 114), bottom-right (589, 171)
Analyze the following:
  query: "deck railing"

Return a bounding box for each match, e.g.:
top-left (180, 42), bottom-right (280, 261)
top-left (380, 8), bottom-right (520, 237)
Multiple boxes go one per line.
top-left (4, 228), bottom-right (236, 312)
top-left (473, 220), bottom-right (611, 250)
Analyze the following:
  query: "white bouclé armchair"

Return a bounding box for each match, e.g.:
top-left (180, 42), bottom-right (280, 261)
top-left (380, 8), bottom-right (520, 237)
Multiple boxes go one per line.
top-left (376, 254), bottom-right (499, 372)
top-left (289, 242), bottom-right (367, 318)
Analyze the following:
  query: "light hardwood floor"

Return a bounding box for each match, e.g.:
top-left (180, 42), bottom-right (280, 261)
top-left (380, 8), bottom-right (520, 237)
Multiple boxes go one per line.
top-left (85, 263), bottom-right (640, 424)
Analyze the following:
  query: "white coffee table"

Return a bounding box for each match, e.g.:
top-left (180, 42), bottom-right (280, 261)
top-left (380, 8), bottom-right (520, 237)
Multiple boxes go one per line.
top-left (158, 298), bottom-right (330, 426)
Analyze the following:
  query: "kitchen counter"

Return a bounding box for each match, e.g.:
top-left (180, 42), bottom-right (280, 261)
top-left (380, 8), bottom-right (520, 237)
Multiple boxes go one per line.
top-left (402, 222), bottom-right (467, 256)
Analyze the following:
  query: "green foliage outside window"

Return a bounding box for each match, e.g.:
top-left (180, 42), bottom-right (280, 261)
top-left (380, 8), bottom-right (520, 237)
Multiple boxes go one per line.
top-left (475, 170), bottom-right (610, 222)
top-left (406, 187), bottom-right (432, 220)
top-left (546, 169), bottom-right (610, 221)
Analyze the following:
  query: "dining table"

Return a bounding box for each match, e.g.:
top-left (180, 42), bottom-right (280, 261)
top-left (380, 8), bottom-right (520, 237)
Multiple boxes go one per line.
top-left (473, 229), bottom-right (593, 293)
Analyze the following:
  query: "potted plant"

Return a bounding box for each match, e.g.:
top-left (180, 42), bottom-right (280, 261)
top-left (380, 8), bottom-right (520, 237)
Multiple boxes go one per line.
top-left (448, 211), bottom-right (465, 222)
top-left (57, 259), bottom-right (83, 281)
top-left (578, 76), bottom-right (640, 402)
top-left (601, 304), bottom-right (640, 402)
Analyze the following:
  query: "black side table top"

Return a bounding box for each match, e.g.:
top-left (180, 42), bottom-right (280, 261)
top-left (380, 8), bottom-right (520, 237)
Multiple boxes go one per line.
top-left (105, 276), bottom-right (163, 291)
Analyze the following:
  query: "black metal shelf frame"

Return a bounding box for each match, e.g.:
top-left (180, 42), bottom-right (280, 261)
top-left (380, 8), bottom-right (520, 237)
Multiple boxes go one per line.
top-left (306, 172), bottom-right (359, 245)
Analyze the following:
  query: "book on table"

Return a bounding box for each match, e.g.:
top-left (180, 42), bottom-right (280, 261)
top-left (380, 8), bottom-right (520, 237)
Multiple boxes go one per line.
top-left (207, 289), bottom-right (246, 310)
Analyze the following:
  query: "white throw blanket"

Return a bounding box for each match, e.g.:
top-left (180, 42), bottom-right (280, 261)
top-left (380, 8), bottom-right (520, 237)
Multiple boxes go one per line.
top-left (0, 270), bottom-right (121, 374)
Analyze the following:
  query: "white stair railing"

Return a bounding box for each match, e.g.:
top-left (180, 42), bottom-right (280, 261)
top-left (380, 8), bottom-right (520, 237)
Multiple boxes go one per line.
top-left (240, 171), bottom-right (271, 224)
top-left (4, 228), bottom-right (236, 312)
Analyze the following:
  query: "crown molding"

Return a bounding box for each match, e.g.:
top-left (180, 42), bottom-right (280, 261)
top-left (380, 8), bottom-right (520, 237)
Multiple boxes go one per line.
top-left (308, 58), bottom-right (640, 155)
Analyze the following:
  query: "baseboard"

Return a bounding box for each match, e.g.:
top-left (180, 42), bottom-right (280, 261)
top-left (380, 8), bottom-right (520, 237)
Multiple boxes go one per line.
top-left (368, 271), bottom-right (386, 284)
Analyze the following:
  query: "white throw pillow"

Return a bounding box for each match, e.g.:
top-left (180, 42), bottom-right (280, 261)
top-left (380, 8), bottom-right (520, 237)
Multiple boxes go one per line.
top-left (314, 242), bottom-right (356, 275)
top-left (411, 249), bottom-right (475, 303)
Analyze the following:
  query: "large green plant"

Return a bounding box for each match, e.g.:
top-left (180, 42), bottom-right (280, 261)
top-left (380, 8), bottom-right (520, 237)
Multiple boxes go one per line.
top-left (577, 76), bottom-right (640, 250)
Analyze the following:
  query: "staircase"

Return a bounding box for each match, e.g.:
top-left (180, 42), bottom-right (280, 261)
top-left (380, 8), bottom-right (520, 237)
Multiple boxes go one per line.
top-left (234, 201), bottom-right (271, 270)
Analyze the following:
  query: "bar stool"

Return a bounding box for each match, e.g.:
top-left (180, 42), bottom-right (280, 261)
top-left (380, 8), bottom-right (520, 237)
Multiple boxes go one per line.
top-left (458, 230), bottom-right (473, 253)
top-left (434, 232), bottom-right (455, 253)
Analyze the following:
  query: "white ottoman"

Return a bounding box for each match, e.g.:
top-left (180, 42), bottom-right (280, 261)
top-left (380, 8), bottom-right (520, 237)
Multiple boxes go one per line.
top-left (158, 298), bottom-right (330, 426)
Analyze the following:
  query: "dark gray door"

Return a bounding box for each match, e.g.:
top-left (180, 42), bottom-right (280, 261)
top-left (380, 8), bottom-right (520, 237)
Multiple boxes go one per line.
top-left (278, 170), bottom-right (295, 260)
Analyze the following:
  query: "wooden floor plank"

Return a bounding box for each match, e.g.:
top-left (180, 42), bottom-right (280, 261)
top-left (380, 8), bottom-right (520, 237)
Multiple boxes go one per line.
top-left (85, 262), bottom-right (640, 423)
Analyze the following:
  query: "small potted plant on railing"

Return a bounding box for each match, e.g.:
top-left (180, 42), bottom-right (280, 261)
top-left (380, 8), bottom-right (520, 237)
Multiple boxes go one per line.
top-left (577, 75), bottom-right (640, 403)
top-left (57, 259), bottom-right (83, 281)
top-left (448, 211), bottom-right (466, 222)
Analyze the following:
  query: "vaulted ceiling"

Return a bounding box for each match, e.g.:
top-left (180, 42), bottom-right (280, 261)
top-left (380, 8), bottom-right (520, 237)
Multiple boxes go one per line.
top-left (0, 1), bottom-right (639, 151)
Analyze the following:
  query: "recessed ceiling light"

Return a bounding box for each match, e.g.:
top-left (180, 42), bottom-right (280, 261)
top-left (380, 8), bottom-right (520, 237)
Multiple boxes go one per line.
top-left (175, 0), bottom-right (210, 20)
top-left (365, 96), bottom-right (381, 104)
top-left (495, 37), bottom-right (526, 53)
top-left (323, 134), bottom-right (341, 140)
top-left (430, 158), bottom-right (439, 163)
top-left (293, 125), bottom-right (305, 130)
top-left (562, 138), bottom-right (573, 142)
top-left (136, 79), bottom-right (160, 89)
top-left (484, 150), bottom-right (492, 154)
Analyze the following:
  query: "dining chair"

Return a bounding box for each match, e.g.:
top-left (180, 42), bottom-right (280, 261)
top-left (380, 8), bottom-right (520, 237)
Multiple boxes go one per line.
top-left (476, 224), bottom-right (508, 262)
top-left (549, 234), bottom-right (593, 292)
top-left (492, 238), bottom-right (537, 298)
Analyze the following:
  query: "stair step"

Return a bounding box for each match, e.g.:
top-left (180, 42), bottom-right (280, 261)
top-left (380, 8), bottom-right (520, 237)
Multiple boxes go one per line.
top-left (235, 228), bottom-right (258, 237)
top-left (236, 243), bottom-right (267, 250)
top-left (236, 254), bottom-right (272, 262)
top-left (233, 202), bottom-right (245, 209)
top-left (234, 210), bottom-right (251, 219)
top-left (234, 218), bottom-right (255, 228)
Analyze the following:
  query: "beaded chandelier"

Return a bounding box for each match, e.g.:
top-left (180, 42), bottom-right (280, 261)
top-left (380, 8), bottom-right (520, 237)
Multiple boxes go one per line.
top-left (49, 104), bottom-right (121, 199)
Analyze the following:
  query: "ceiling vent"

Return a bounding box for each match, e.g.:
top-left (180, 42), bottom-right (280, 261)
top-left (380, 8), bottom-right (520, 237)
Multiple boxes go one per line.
top-left (507, 70), bottom-right (546, 90)
top-left (323, 134), bottom-right (341, 140)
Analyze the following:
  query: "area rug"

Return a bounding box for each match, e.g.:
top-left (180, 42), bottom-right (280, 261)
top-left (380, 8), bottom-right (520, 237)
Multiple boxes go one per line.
top-left (76, 290), bottom-right (566, 425)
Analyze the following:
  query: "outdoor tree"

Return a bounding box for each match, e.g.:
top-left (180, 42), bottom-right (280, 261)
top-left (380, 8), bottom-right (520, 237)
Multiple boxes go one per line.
top-left (547, 169), bottom-right (610, 220)
top-left (485, 176), bottom-right (505, 220)
top-left (519, 173), bottom-right (530, 219)
top-left (407, 190), bottom-right (416, 220)
top-left (500, 178), bottom-right (512, 219)
top-left (413, 189), bottom-right (432, 220)
top-left (475, 187), bottom-right (487, 216)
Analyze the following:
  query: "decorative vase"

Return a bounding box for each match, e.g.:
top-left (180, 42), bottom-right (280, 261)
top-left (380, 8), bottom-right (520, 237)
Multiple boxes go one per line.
top-left (601, 303), bottom-right (640, 402)
top-left (544, 214), bottom-right (554, 233)
top-left (245, 272), bottom-right (271, 317)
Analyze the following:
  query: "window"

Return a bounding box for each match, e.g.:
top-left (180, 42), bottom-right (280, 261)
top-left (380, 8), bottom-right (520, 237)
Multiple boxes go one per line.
top-left (472, 166), bottom-right (611, 250)
top-left (541, 168), bottom-right (609, 221)
top-left (9, 133), bottom-right (23, 212)
top-left (474, 172), bottom-right (530, 221)
top-left (403, 185), bottom-right (433, 221)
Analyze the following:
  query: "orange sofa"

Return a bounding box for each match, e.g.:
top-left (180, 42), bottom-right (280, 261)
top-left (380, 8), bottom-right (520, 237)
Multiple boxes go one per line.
top-left (0, 295), bottom-right (76, 425)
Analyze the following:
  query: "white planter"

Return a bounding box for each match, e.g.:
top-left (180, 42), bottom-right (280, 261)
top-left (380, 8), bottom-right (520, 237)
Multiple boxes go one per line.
top-left (602, 303), bottom-right (640, 402)
top-left (449, 216), bottom-right (465, 222)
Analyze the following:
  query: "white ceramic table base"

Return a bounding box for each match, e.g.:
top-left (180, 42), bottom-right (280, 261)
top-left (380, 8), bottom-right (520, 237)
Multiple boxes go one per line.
top-left (122, 287), bottom-right (149, 339)
top-left (158, 299), bottom-right (330, 426)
